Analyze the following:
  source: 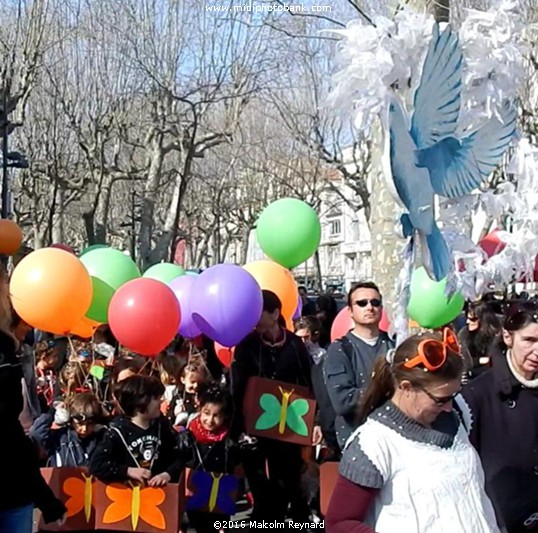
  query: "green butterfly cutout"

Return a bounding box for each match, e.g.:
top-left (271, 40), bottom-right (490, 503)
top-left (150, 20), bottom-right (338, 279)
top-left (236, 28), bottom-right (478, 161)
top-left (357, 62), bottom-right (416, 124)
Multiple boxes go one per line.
top-left (255, 387), bottom-right (310, 436)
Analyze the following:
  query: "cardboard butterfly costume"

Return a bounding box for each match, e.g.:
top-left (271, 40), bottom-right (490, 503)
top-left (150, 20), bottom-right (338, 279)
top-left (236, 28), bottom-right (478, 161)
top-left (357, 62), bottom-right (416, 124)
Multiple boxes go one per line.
top-left (38, 467), bottom-right (183, 533)
top-left (243, 377), bottom-right (317, 446)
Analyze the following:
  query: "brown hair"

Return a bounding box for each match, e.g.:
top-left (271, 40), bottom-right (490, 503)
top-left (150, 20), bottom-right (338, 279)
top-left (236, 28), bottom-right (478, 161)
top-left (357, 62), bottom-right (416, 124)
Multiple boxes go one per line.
top-left (357, 332), bottom-right (464, 424)
top-left (68, 392), bottom-right (102, 420)
top-left (181, 353), bottom-right (210, 381)
top-left (155, 353), bottom-right (185, 385)
top-left (59, 361), bottom-right (91, 401)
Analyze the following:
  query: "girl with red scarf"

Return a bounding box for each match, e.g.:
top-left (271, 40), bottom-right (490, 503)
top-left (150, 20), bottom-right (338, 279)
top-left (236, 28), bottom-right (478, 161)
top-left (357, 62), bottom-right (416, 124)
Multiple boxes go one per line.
top-left (179, 383), bottom-right (238, 532)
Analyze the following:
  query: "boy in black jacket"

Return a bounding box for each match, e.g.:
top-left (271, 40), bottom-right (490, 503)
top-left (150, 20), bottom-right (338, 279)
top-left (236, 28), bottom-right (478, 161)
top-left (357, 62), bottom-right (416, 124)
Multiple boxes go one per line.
top-left (89, 375), bottom-right (180, 486)
top-left (179, 383), bottom-right (237, 532)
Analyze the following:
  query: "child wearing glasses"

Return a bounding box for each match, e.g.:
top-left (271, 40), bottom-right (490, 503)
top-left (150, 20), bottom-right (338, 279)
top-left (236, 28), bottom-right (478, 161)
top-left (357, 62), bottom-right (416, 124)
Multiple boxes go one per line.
top-left (326, 330), bottom-right (500, 533)
top-left (30, 392), bottom-right (105, 467)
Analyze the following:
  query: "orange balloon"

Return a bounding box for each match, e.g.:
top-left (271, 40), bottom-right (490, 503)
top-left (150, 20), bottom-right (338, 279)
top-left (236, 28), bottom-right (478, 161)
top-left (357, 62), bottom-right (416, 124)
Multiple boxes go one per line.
top-left (70, 316), bottom-right (101, 338)
top-left (243, 260), bottom-right (297, 322)
top-left (0, 219), bottom-right (23, 255)
top-left (10, 248), bottom-right (93, 335)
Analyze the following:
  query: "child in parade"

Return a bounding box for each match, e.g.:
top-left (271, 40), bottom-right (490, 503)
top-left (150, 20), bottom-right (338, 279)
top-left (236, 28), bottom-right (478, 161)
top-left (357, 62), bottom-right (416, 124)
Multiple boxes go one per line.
top-left (175, 356), bottom-right (211, 427)
top-left (89, 374), bottom-right (180, 486)
top-left (35, 338), bottom-right (62, 412)
top-left (30, 392), bottom-right (104, 467)
top-left (155, 352), bottom-right (186, 428)
top-left (178, 383), bottom-right (238, 533)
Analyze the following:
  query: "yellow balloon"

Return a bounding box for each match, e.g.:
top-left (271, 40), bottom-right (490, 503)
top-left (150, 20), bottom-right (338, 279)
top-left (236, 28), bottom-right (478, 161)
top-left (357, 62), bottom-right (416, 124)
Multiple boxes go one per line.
top-left (10, 248), bottom-right (93, 335)
top-left (243, 260), bottom-right (297, 323)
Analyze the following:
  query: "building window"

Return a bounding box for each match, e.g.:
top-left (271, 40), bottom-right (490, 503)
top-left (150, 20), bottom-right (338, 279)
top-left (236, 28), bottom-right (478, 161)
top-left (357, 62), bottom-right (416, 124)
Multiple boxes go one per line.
top-left (330, 219), bottom-right (341, 236)
top-left (352, 219), bottom-right (360, 241)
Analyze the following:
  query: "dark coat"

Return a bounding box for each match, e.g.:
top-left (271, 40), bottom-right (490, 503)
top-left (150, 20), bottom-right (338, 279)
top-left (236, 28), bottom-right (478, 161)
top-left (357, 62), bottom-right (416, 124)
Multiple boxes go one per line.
top-left (323, 332), bottom-right (394, 448)
top-left (230, 330), bottom-right (312, 439)
top-left (462, 350), bottom-right (538, 532)
top-left (0, 331), bottom-right (66, 522)
top-left (30, 412), bottom-right (104, 467)
top-left (177, 428), bottom-right (237, 474)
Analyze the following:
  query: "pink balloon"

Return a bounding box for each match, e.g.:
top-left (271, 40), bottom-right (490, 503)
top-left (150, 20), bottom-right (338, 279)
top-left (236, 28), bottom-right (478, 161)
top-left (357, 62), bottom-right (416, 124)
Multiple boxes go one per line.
top-left (330, 307), bottom-right (353, 342)
top-left (379, 308), bottom-right (390, 333)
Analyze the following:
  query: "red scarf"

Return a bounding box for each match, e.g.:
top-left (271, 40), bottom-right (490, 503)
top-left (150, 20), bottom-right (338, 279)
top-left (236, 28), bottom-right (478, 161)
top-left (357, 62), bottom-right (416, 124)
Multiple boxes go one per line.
top-left (188, 415), bottom-right (228, 444)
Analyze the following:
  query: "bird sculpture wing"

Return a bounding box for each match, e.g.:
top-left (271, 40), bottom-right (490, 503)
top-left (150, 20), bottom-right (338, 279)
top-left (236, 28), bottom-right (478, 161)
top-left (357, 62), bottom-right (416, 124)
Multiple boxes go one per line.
top-left (415, 102), bottom-right (518, 198)
top-left (410, 24), bottom-right (463, 150)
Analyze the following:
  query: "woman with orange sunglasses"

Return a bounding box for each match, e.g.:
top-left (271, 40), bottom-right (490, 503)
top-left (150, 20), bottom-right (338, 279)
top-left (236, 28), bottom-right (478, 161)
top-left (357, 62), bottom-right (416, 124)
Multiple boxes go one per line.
top-left (326, 329), bottom-right (500, 533)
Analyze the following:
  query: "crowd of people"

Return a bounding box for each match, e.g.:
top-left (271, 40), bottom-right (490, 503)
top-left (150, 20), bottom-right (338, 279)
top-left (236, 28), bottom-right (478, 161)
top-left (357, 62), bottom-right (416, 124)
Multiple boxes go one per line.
top-left (0, 266), bottom-right (537, 533)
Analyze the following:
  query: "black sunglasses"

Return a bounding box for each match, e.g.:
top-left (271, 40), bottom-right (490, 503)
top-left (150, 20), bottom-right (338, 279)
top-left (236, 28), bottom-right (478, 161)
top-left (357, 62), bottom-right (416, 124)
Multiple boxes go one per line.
top-left (354, 298), bottom-right (382, 308)
top-left (418, 384), bottom-right (461, 406)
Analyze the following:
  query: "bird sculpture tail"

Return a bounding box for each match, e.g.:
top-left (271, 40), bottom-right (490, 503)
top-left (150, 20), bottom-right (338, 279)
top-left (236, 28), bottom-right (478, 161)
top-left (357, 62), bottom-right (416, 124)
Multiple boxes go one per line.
top-left (424, 224), bottom-right (451, 282)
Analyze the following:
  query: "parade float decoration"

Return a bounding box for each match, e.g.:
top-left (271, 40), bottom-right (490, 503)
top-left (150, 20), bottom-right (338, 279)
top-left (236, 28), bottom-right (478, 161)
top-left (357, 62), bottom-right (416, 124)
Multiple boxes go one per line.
top-left (329, 1), bottom-right (533, 341)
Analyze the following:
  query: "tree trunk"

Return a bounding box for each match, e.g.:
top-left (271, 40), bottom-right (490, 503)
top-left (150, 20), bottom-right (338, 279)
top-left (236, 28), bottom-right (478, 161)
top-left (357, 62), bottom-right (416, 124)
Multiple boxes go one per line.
top-left (369, 125), bottom-right (405, 318)
top-left (238, 225), bottom-right (251, 266)
top-left (138, 133), bottom-right (165, 269)
top-left (83, 172), bottom-right (113, 245)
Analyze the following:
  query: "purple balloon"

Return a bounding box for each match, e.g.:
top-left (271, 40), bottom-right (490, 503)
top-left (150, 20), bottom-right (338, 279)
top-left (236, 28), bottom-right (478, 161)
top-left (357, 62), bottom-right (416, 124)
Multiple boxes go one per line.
top-left (168, 275), bottom-right (202, 338)
top-left (190, 264), bottom-right (263, 347)
top-left (293, 294), bottom-right (303, 320)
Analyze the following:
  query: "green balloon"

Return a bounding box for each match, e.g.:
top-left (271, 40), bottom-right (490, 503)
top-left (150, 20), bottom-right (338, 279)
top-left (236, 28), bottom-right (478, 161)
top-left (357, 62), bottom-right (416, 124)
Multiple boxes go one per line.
top-left (80, 248), bottom-right (141, 323)
top-left (256, 198), bottom-right (321, 269)
top-left (80, 244), bottom-right (108, 256)
top-left (143, 263), bottom-right (185, 284)
top-left (407, 267), bottom-right (464, 329)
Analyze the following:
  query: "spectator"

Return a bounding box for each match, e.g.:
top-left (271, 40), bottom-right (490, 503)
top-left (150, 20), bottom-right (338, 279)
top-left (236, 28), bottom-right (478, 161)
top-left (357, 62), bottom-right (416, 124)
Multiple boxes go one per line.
top-left (298, 286), bottom-right (316, 316)
top-left (326, 329), bottom-right (499, 533)
top-left (462, 304), bottom-right (538, 532)
top-left (324, 282), bottom-right (394, 448)
top-left (0, 270), bottom-right (65, 532)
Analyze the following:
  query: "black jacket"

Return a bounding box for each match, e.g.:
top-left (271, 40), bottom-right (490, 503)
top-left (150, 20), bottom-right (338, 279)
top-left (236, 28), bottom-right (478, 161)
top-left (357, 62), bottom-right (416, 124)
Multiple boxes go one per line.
top-left (230, 330), bottom-right (312, 439)
top-left (0, 331), bottom-right (66, 522)
top-left (324, 332), bottom-right (394, 448)
top-left (463, 350), bottom-right (538, 532)
top-left (89, 415), bottom-right (180, 483)
top-left (177, 427), bottom-right (237, 474)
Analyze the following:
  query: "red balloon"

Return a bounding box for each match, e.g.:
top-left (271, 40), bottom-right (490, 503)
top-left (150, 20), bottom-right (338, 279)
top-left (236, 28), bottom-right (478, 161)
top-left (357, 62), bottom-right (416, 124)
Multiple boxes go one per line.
top-left (108, 278), bottom-right (181, 357)
top-left (215, 342), bottom-right (235, 368)
top-left (51, 243), bottom-right (75, 254)
top-left (478, 229), bottom-right (506, 259)
top-left (330, 307), bottom-right (353, 342)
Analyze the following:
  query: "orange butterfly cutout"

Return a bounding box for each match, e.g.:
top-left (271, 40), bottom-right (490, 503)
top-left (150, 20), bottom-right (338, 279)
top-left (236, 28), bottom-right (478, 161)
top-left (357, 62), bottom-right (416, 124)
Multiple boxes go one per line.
top-left (103, 482), bottom-right (166, 531)
top-left (63, 473), bottom-right (94, 523)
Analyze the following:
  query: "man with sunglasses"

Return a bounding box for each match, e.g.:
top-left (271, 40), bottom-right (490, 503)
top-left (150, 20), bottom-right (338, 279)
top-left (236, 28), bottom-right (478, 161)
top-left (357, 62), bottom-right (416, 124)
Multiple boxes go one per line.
top-left (324, 281), bottom-right (394, 448)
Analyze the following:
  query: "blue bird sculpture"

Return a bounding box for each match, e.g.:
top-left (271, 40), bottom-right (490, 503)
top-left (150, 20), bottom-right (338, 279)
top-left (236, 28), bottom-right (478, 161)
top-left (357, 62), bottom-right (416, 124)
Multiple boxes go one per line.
top-left (383, 23), bottom-right (517, 281)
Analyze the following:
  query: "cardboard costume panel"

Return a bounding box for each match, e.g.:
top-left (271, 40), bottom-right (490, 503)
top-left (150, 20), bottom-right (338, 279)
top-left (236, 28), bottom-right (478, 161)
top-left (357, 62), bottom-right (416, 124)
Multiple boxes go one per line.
top-left (94, 480), bottom-right (181, 533)
top-left (39, 467), bottom-right (96, 531)
top-left (243, 377), bottom-right (316, 445)
top-left (38, 467), bottom-right (184, 533)
top-left (185, 468), bottom-right (239, 516)
top-left (320, 461), bottom-right (339, 517)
